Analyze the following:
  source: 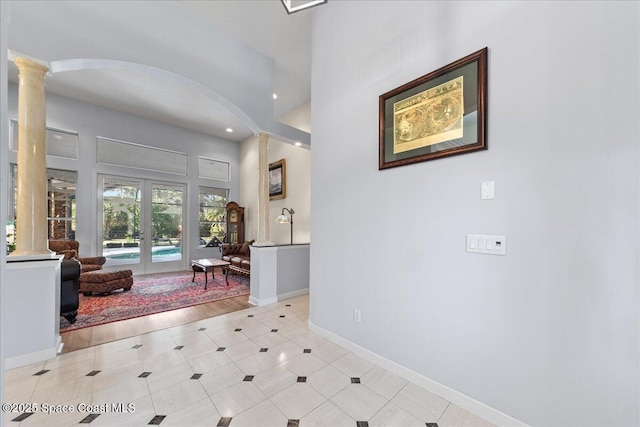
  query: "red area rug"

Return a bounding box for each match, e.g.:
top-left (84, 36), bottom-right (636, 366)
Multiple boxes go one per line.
top-left (60, 271), bottom-right (250, 332)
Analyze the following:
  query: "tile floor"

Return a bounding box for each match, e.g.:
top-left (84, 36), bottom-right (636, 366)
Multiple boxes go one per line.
top-left (3, 295), bottom-right (493, 426)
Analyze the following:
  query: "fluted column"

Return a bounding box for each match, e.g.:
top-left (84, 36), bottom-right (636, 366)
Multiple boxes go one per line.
top-left (10, 57), bottom-right (54, 259)
top-left (254, 132), bottom-right (273, 246)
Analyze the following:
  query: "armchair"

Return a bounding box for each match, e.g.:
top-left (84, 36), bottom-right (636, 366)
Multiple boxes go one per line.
top-left (49, 239), bottom-right (106, 272)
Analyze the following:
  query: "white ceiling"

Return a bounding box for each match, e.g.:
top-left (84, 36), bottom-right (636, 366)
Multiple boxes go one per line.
top-left (7, 0), bottom-right (313, 143)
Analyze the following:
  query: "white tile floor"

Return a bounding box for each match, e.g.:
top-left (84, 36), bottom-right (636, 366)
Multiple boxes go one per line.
top-left (3, 295), bottom-right (494, 427)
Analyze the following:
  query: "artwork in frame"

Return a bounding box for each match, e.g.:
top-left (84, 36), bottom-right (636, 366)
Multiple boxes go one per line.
top-left (379, 47), bottom-right (488, 170)
top-left (269, 158), bottom-right (286, 200)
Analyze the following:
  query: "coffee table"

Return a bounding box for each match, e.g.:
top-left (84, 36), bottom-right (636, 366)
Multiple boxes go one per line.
top-left (191, 258), bottom-right (231, 289)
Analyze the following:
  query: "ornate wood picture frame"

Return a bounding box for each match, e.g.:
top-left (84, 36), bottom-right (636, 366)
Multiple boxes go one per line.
top-left (379, 47), bottom-right (488, 170)
top-left (269, 158), bottom-right (286, 200)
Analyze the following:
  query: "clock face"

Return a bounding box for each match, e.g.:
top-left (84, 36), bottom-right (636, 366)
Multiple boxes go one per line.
top-left (230, 210), bottom-right (238, 222)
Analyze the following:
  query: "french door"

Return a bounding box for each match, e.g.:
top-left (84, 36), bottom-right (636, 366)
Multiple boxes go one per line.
top-left (98, 175), bottom-right (186, 274)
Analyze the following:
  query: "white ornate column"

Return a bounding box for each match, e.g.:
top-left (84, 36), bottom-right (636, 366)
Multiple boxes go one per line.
top-left (10, 57), bottom-right (54, 259)
top-left (254, 132), bottom-right (273, 246)
top-left (5, 55), bottom-right (63, 367)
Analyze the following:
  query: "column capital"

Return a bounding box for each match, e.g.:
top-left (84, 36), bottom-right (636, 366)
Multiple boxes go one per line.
top-left (258, 132), bottom-right (270, 143)
top-left (14, 56), bottom-right (49, 79)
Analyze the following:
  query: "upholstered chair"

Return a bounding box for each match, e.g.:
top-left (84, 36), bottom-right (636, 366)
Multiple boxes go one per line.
top-left (49, 239), bottom-right (106, 272)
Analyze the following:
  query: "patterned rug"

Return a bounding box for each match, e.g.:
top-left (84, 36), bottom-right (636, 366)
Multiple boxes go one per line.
top-left (60, 271), bottom-right (250, 332)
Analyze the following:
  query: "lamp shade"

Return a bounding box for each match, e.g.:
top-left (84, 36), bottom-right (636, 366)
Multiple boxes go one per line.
top-left (275, 214), bottom-right (290, 224)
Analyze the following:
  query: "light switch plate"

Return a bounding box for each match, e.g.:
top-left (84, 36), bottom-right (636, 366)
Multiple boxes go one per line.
top-left (481, 181), bottom-right (494, 200)
top-left (466, 234), bottom-right (507, 256)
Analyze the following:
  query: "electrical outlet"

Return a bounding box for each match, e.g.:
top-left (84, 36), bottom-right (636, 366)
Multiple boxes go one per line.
top-left (353, 309), bottom-right (361, 323)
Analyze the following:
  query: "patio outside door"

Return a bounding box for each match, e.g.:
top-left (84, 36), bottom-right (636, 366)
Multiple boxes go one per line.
top-left (98, 175), bottom-right (186, 274)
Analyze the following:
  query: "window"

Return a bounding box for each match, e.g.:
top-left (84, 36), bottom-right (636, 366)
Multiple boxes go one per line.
top-left (8, 165), bottom-right (77, 246)
top-left (47, 169), bottom-right (77, 240)
top-left (199, 187), bottom-right (228, 247)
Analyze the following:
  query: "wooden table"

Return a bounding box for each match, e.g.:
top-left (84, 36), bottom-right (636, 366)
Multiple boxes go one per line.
top-left (191, 258), bottom-right (230, 289)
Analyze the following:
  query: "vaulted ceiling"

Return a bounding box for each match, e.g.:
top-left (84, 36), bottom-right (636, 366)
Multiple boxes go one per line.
top-left (6, 0), bottom-right (313, 145)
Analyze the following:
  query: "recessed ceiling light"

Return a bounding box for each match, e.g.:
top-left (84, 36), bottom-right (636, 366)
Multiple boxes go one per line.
top-left (294, 142), bottom-right (302, 147)
top-left (273, 93), bottom-right (278, 100)
top-left (226, 128), bottom-right (233, 133)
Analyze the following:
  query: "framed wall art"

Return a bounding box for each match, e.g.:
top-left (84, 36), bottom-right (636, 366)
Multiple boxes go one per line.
top-left (379, 47), bottom-right (488, 170)
top-left (269, 158), bottom-right (286, 200)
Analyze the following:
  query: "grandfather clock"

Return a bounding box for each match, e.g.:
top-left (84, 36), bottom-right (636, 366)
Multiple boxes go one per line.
top-left (225, 201), bottom-right (245, 244)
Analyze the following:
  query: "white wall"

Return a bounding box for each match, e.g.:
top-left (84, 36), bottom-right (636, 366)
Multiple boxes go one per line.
top-left (240, 136), bottom-right (311, 245)
top-left (310, 2), bottom-right (639, 426)
top-left (7, 83), bottom-right (241, 263)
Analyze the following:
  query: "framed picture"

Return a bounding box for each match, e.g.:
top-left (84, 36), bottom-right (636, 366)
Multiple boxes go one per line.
top-left (379, 47), bottom-right (488, 170)
top-left (269, 158), bottom-right (286, 200)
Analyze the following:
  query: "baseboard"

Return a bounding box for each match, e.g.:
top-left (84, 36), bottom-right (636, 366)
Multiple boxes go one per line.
top-left (56, 335), bottom-right (64, 354)
top-left (5, 346), bottom-right (58, 370)
top-left (278, 288), bottom-right (309, 301)
top-left (248, 295), bottom-right (278, 307)
top-left (308, 320), bottom-right (529, 427)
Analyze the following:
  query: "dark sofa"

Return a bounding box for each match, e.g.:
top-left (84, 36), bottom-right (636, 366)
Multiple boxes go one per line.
top-left (221, 240), bottom-right (253, 277)
top-left (60, 259), bottom-right (81, 323)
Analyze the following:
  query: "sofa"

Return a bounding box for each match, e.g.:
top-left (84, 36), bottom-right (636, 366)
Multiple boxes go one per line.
top-left (49, 239), bottom-right (106, 272)
top-left (221, 240), bottom-right (254, 277)
top-left (60, 259), bottom-right (81, 323)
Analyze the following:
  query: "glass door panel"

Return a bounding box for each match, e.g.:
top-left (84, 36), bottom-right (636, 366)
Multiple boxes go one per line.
top-left (101, 178), bottom-right (143, 271)
top-left (99, 175), bottom-right (186, 274)
top-left (150, 184), bottom-right (183, 265)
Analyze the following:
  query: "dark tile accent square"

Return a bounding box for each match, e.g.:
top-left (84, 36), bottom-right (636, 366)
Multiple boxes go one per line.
top-left (351, 377), bottom-right (361, 384)
top-left (243, 375), bottom-right (254, 382)
top-left (303, 349), bottom-right (311, 354)
top-left (139, 371), bottom-right (152, 378)
top-left (79, 413), bottom-right (101, 423)
top-left (248, 314), bottom-right (254, 317)
top-left (217, 347), bottom-right (226, 351)
top-left (174, 346), bottom-right (184, 350)
top-left (12, 413), bottom-right (35, 422)
top-left (198, 328), bottom-right (206, 331)
top-left (132, 344), bottom-right (143, 349)
top-left (33, 369), bottom-right (50, 376)
top-left (297, 376), bottom-right (307, 383)
top-left (260, 348), bottom-right (268, 352)
top-left (279, 315), bottom-right (285, 318)
top-left (425, 424), bottom-right (439, 427)
top-left (271, 329), bottom-right (278, 333)
top-left (356, 422), bottom-right (369, 427)
top-left (148, 415), bottom-right (166, 425)
top-left (217, 416), bottom-right (233, 426)
top-left (287, 420), bottom-right (300, 427)
top-left (86, 370), bottom-right (101, 377)
top-left (191, 373), bottom-right (203, 380)
top-left (234, 328), bottom-right (242, 332)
